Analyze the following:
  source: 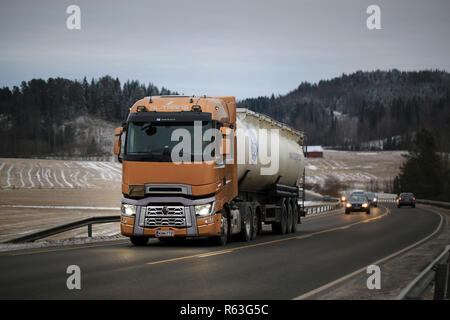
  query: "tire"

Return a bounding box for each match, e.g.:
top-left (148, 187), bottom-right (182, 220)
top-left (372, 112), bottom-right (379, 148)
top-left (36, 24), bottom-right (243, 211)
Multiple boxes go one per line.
top-left (130, 236), bottom-right (149, 246)
top-left (292, 203), bottom-right (299, 233)
top-left (251, 208), bottom-right (259, 240)
top-left (286, 203), bottom-right (293, 233)
top-left (412, 204), bottom-right (415, 208)
top-left (240, 204), bottom-right (253, 242)
top-left (210, 210), bottom-right (229, 246)
top-left (345, 209), bottom-right (350, 214)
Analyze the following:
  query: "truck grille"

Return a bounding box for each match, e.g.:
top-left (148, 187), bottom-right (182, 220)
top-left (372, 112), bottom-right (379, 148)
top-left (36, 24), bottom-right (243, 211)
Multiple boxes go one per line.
top-left (145, 217), bottom-right (186, 227)
top-left (146, 206), bottom-right (185, 216)
top-left (144, 205), bottom-right (190, 227)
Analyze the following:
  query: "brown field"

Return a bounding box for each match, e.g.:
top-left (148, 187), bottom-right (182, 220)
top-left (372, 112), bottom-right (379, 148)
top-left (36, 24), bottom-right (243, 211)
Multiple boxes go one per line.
top-left (0, 158), bottom-right (122, 242)
top-left (306, 150), bottom-right (407, 191)
top-left (0, 152), bottom-right (406, 242)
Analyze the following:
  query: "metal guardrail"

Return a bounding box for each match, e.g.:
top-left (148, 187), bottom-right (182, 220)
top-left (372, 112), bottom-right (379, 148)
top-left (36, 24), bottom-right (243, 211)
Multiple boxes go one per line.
top-left (3, 215), bottom-right (120, 244)
top-left (304, 201), bottom-right (342, 216)
top-left (397, 245), bottom-right (450, 300)
top-left (3, 201), bottom-right (343, 244)
top-left (416, 199), bottom-right (450, 210)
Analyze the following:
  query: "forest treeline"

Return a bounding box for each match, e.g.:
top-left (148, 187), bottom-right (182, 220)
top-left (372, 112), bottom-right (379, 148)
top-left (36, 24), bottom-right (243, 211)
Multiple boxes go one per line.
top-left (238, 69), bottom-right (450, 152)
top-left (1, 70), bottom-right (450, 158)
top-left (0, 76), bottom-right (176, 157)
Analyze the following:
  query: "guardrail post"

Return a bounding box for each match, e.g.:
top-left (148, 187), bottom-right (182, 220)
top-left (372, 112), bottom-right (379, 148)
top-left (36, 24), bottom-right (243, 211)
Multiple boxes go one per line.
top-left (434, 263), bottom-right (449, 300)
top-left (88, 224), bottom-right (92, 238)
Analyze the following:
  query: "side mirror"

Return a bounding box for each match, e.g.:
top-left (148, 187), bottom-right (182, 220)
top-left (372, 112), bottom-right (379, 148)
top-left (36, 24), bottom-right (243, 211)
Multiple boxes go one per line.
top-left (220, 127), bottom-right (232, 156)
top-left (114, 127), bottom-right (123, 162)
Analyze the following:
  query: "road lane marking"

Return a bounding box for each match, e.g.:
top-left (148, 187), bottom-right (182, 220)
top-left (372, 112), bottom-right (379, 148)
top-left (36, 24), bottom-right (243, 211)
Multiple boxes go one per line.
top-left (293, 208), bottom-right (444, 300)
top-left (197, 250), bottom-right (233, 258)
top-left (146, 207), bottom-right (390, 266)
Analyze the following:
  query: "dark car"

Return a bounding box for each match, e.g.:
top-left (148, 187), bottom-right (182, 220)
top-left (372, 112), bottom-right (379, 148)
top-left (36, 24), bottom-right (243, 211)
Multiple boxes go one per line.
top-left (396, 192), bottom-right (416, 208)
top-left (365, 192), bottom-right (378, 207)
top-left (345, 194), bottom-right (371, 214)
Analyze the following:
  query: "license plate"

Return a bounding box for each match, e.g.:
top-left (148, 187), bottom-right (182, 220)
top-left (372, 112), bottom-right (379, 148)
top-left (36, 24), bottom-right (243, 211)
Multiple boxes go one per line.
top-left (155, 230), bottom-right (174, 237)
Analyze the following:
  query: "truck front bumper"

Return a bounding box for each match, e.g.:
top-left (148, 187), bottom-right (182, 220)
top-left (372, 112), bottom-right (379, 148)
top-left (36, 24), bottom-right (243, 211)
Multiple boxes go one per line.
top-left (120, 195), bottom-right (220, 238)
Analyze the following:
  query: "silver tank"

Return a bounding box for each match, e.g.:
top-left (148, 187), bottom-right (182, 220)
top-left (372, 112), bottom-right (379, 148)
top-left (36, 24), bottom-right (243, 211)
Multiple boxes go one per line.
top-left (235, 108), bottom-right (306, 192)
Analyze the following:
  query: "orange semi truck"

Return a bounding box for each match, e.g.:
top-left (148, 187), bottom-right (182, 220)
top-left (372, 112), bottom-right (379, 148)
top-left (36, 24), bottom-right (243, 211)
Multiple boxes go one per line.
top-left (114, 96), bottom-right (306, 245)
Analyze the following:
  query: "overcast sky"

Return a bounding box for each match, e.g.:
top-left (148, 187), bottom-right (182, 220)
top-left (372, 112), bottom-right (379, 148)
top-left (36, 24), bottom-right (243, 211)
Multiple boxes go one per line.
top-left (0, 0), bottom-right (449, 99)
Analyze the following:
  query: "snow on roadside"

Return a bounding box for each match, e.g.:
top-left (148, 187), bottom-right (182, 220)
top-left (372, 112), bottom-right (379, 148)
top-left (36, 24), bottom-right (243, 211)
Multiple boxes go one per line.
top-left (0, 234), bottom-right (127, 253)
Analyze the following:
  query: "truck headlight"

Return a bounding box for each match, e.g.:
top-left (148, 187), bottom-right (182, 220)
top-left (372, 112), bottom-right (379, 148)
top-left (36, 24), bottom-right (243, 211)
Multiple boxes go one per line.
top-left (195, 202), bottom-right (215, 217)
top-left (121, 203), bottom-right (136, 217)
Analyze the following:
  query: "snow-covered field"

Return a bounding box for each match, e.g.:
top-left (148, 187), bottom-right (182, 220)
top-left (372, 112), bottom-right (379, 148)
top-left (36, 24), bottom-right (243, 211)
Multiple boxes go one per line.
top-left (306, 150), bottom-right (407, 190)
top-left (0, 158), bottom-right (121, 189)
top-left (0, 152), bottom-right (406, 245)
top-left (0, 158), bottom-right (122, 243)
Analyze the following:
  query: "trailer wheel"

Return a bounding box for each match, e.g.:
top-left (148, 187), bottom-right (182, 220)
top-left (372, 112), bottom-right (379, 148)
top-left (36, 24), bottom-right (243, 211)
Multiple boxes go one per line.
top-left (130, 236), bottom-right (149, 246)
top-left (251, 207), bottom-right (258, 240)
top-left (292, 203), bottom-right (299, 233)
top-left (240, 204), bottom-right (253, 242)
top-left (210, 210), bottom-right (229, 246)
top-left (286, 203), bottom-right (293, 233)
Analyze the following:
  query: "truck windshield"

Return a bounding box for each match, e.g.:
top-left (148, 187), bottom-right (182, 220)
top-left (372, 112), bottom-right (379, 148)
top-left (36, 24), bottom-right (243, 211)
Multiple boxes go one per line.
top-left (125, 121), bottom-right (214, 162)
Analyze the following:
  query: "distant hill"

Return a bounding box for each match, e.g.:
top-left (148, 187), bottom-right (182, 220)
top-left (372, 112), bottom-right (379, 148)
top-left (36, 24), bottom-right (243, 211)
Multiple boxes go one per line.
top-left (238, 70), bottom-right (450, 152)
top-left (1, 70), bottom-right (450, 159)
top-left (0, 76), bottom-right (177, 158)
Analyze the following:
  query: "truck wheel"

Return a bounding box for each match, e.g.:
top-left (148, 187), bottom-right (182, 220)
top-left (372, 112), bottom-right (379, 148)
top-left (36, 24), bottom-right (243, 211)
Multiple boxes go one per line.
top-left (292, 204), bottom-right (299, 233)
top-left (251, 208), bottom-right (258, 240)
top-left (286, 204), bottom-right (293, 233)
top-left (210, 211), bottom-right (229, 246)
top-left (130, 236), bottom-right (149, 246)
top-left (280, 203), bottom-right (288, 234)
top-left (240, 204), bottom-right (253, 242)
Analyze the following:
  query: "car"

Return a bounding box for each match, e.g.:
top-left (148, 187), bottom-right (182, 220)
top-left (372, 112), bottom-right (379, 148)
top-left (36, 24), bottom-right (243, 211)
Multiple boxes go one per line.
top-left (396, 192), bottom-right (416, 208)
top-left (345, 194), bottom-right (371, 214)
top-left (365, 192), bottom-right (378, 207)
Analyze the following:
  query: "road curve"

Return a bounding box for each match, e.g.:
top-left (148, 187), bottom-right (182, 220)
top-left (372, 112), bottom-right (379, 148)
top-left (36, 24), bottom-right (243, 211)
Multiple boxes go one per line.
top-left (0, 204), bottom-right (441, 299)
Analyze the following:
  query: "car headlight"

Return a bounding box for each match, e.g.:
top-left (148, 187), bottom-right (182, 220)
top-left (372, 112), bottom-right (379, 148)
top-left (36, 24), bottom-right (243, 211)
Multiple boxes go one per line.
top-left (362, 203), bottom-right (368, 208)
top-left (346, 203), bottom-right (352, 208)
top-left (121, 203), bottom-right (136, 217)
top-left (195, 202), bottom-right (215, 217)
top-left (373, 198), bottom-right (377, 202)
top-left (341, 197), bottom-right (346, 201)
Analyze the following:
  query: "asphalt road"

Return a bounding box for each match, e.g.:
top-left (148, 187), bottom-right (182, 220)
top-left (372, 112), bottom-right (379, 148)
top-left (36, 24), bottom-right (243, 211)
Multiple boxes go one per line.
top-left (0, 204), bottom-right (441, 299)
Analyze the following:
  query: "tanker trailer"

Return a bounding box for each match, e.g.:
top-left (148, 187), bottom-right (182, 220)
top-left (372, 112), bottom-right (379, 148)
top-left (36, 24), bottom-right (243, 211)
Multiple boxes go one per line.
top-left (114, 96), bottom-right (307, 246)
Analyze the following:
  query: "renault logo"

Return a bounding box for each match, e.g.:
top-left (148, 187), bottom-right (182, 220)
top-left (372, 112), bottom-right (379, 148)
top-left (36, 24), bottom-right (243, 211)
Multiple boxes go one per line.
top-left (162, 206), bottom-right (169, 215)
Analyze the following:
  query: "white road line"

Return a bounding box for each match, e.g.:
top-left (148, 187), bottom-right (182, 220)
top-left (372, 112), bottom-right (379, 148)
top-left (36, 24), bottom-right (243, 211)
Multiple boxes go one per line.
top-left (293, 209), bottom-right (444, 300)
top-left (197, 250), bottom-right (233, 258)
